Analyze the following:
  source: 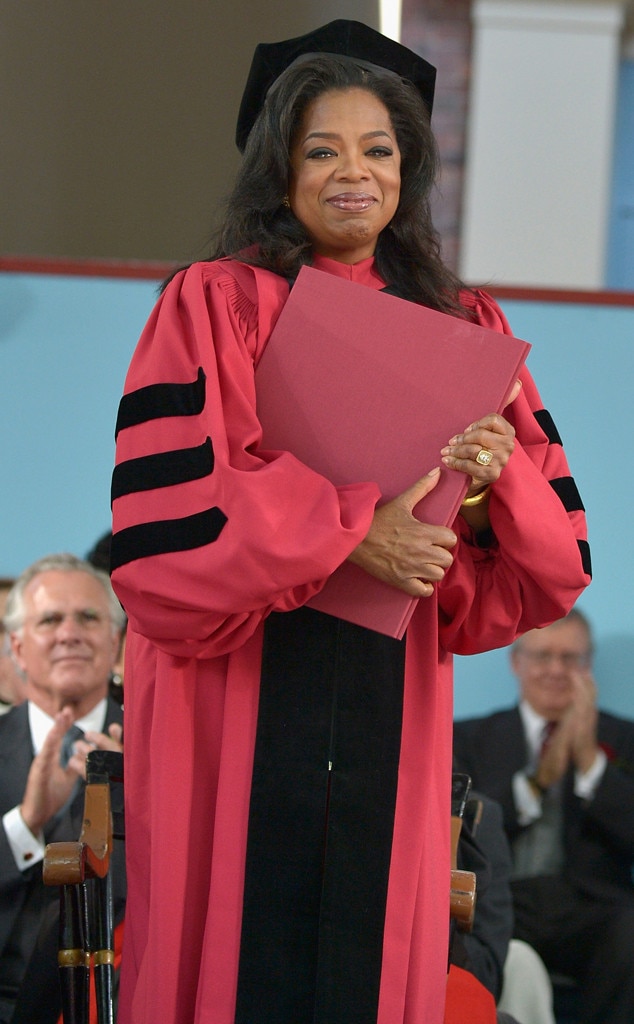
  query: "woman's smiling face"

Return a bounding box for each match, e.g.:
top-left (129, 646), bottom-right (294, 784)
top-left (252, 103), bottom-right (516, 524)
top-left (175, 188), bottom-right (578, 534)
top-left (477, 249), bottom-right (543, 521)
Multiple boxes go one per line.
top-left (288, 87), bottom-right (401, 264)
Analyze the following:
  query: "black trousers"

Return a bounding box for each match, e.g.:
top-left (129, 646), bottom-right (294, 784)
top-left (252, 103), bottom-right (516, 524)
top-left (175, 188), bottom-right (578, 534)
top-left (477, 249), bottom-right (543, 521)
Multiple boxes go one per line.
top-left (511, 875), bottom-right (634, 1024)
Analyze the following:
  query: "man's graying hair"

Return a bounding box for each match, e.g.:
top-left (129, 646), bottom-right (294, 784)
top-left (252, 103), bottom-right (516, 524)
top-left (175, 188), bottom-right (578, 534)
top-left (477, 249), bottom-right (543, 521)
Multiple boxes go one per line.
top-left (512, 607), bottom-right (594, 655)
top-left (3, 553), bottom-right (126, 636)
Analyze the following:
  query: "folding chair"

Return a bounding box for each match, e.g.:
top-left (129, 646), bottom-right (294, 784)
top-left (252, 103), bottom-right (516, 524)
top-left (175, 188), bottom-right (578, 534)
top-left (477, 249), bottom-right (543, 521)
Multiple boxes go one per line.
top-left (43, 750), bottom-right (124, 1024)
top-left (450, 772), bottom-right (477, 932)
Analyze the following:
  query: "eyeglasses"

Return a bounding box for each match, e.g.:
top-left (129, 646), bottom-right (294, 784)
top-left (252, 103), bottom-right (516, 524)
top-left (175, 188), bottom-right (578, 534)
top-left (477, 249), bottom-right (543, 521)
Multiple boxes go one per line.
top-left (518, 649), bottom-right (591, 670)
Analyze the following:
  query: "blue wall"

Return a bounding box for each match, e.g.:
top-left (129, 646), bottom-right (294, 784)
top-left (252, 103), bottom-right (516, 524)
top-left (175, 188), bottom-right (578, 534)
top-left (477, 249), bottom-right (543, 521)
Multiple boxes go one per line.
top-left (1, 272), bottom-right (159, 570)
top-left (2, 272), bottom-right (633, 717)
top-left (454, 297), bottom-right (634, 720)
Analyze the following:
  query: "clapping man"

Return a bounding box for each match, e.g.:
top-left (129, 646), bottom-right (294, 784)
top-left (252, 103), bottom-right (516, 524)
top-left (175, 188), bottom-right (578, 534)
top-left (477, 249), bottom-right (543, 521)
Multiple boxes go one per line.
top-left (0, 553), bottom-right (125, 1024)
top-left (453, 608), bottom-right (634, 1024)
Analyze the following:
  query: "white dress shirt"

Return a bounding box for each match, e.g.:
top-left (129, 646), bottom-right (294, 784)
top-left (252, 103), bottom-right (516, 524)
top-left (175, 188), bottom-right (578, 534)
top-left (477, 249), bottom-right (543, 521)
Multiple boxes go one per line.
top-left (512, 699), bottom-right (607, 826)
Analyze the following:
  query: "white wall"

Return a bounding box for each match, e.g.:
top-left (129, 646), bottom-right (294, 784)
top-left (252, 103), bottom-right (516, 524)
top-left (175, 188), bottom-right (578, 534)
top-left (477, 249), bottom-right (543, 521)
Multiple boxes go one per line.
top-left (460, 0), bottom-right (626, 288)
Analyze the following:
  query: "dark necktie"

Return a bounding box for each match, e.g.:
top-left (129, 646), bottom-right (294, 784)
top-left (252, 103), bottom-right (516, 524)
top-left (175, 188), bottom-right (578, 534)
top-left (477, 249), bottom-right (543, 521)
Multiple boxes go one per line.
top-left (59, 723), bottom-right (85, 769)
top-left (513, 720), bottom-right (563, 878)
top-left (540, 719), bottom-right (557, 758)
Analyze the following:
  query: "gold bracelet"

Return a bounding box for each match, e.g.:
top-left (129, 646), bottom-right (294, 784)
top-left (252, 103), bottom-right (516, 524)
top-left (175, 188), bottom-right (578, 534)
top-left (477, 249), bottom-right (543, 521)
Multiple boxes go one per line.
top-left (461, 485), bottom-right (491, 508)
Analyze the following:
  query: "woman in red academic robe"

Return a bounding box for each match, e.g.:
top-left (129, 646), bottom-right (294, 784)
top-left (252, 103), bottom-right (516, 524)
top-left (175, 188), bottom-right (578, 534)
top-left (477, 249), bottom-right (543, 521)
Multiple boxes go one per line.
top-left (110, 21), bottom-right (590, 1024)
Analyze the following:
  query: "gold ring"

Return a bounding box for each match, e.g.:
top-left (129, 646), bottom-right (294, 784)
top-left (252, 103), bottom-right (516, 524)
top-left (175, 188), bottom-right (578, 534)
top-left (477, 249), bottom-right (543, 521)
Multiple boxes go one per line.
top-left (475, 448), bottom-right (493, 467)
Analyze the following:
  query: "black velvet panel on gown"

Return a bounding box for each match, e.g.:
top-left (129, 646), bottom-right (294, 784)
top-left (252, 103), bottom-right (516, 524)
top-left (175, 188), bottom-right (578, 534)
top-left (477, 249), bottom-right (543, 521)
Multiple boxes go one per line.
top-left (236, 606), bottom-right (406, 1024)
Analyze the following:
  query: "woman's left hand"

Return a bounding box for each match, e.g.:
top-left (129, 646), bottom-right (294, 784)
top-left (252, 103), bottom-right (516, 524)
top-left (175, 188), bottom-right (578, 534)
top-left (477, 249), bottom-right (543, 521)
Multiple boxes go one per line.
top-left (440, 379), bottom-right (521, 496)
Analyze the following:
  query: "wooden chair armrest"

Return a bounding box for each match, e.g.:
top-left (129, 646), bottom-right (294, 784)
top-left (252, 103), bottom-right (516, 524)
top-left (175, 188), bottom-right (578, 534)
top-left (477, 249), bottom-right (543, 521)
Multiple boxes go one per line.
top-left (449, 774), bottom-right (477, 932)
top-left (450, 868), bottom-right (477, 932)
top-left (43, 781), bottom-right (113, 886)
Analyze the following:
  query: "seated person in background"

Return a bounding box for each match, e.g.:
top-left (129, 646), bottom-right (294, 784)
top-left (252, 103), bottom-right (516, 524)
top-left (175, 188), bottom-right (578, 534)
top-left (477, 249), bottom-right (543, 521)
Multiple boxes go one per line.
top-left (451, 790), bottom-right (514, 1003)
top-left (453, 608), bottom-right (634, 1024)
top-left (0, 553), bottom-right (126, 1024)
top-left (497, 938), bottom-right (555, 1024)
top-left (0, 579), bottom-right (25, 713)
top-left (84, 532), bottom-right (112, 573)
top-left (85, 531), bottom-right (125, 706)
top-left (447, 788), bottom-right (522, 1024)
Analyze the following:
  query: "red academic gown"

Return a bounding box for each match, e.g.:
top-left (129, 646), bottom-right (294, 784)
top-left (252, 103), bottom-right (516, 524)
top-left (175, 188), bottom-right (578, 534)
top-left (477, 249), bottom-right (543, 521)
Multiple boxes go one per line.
top-left (110, 254), bottom-right (590, 1024)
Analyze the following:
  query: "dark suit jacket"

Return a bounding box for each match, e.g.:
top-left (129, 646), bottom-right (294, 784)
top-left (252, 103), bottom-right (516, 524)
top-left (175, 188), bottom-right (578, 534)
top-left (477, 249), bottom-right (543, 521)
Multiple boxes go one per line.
top-left (453, 791), bottom-right (514, 1001)
top-left (453, 706), bottom-right (634, 903)
top-left (0, 699), bottom-right (124, 1021)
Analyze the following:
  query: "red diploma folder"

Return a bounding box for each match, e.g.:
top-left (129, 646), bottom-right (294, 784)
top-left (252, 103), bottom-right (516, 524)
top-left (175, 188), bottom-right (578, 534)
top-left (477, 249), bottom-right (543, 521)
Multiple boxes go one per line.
top-left (255, 266), bottom-right (530, 638)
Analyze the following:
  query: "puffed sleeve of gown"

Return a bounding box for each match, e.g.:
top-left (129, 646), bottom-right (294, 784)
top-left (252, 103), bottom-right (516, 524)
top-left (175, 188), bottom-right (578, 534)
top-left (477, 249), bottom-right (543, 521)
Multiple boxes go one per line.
top-left (438, 289), bottom-right (591, 654)
top-left (110, 260), bottom-right (381, 657)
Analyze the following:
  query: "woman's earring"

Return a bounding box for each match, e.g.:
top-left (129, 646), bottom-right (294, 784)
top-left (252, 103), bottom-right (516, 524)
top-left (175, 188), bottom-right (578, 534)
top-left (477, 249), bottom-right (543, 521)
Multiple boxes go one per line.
top-left (282, 195), bottom-right (290, 208)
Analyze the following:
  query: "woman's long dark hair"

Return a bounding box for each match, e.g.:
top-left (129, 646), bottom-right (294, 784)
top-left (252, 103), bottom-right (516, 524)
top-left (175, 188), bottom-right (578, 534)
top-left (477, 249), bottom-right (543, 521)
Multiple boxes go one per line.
top-left (207, 57), bottom-right (469, 314)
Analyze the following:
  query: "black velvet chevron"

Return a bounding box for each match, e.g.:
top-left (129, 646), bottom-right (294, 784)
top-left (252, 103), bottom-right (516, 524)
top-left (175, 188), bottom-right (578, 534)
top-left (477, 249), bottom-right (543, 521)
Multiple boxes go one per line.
top-left (578, 539), bottom-right (592, 578)
top-left (533, 408), bottom-right (563, 446)
top-left (549, 476), bottom-right (585, 513)
top-left (110, 508), bottom-right (228, 571)
top-left (532, 409), bottom-right (591, 576)
top-left (111, 366), bottom-right (230, 567)
top-left (114, 367), bottom-right (206, 437)
top-left (111, 438), bottom-right (214, 501)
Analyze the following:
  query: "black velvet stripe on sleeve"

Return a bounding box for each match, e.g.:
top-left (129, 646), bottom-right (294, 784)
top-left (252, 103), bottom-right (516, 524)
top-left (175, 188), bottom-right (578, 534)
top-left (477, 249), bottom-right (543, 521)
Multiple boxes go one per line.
top-left (110, 507), bottom-right (227, 570)
top-left (549, 476), bottom-right (585, 513)
top-left (114, 367), bottom-right (206, 437)
top-left (236, 607), bottom-right (404, 1024)
top-left (533, 414), bottom-right (591, 575)
top-left (111, 438), bottom-right (214, 501)
top-left (533, 408), bottom-right (563, 446)
top-left (578, 539), bottom-right (592, 577)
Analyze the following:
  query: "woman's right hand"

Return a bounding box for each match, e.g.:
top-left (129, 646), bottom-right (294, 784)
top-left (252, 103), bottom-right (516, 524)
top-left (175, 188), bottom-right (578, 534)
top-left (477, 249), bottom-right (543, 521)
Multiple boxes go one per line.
top-left (347, 467), bottom-right (457, 596)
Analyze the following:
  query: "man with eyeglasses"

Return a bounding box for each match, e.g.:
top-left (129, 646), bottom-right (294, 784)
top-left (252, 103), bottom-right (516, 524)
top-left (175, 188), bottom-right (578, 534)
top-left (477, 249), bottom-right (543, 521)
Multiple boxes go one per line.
top-left (453, 608), bottom-right (634, 1024)
top-left (0, 553), bottom-right (126, 1024)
